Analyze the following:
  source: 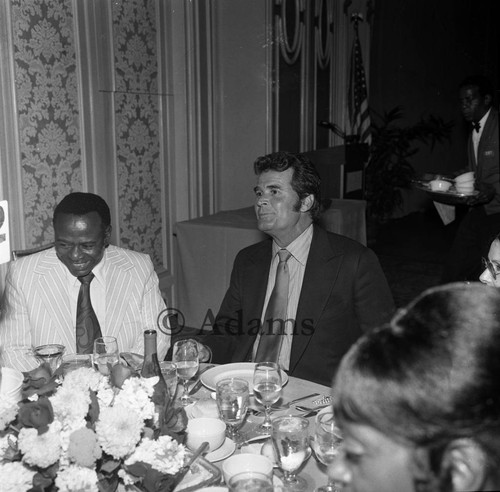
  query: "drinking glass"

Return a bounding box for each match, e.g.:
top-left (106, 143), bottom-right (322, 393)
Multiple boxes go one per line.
top-left (228, 471), bottom-right (274, 492)
top-left (159, 361), bottom-right (178, 398)
top-left (314, 411), bottom-right (343, 492)
top-left (216, 378), bottom-right (249, 443)
top-left (272, 415), bottom-right (310, 491)
top-left (172, 339), bottom-right (199, 405)
top-left (93, 336), bottom-right (119, 376)
top-left (60, 354), bottom-right (92, 376)
top-left (252, 362), bottom-right (282, 434)
top-left (33, 344), bottom-right (65, 374)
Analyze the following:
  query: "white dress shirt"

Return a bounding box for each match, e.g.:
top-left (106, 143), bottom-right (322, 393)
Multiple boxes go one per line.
top-left (473, 108), bottom-right (490, 162)
top-left (253, 223), bottom-right (314, 370)
top-left (66, 255), bottom-right (107, 329)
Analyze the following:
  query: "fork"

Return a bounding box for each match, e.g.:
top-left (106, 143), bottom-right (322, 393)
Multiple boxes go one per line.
top-left (271, 392), bottom-right (320, 410)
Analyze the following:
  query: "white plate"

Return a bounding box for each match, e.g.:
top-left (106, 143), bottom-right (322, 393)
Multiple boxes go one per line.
top-left (206, 438), bottom-right (236, 462)
top-left (201, 363), bottom-right (289, 393)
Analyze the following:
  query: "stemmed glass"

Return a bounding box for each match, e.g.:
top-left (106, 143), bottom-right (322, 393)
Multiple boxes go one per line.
top-left (216, 378), bottom-right (249, 443)
top-left (272, 415), bottom-right (310, 491)
top-left (313, 410), bottom-right (343, 492)
top-left (33, 344), bottom-right (65, 374)
top-left (172, 339), bottom-right (199, 406)
top-left (252, 362), bottom-right (282, 434)
top-left (93, 336), bottom-right (119, 376)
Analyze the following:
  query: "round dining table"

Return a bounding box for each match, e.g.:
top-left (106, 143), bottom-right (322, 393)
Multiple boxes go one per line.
top-left (187, 365), bottom-right (333, 490)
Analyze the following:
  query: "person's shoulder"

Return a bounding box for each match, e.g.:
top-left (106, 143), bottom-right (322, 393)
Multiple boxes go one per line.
top-left (10, 247), bottom-right (58, 274)
top-left (316, 225), bottom-right (368, 253)
top-left (105, 245), bottom-right (153, 267)
top-left (236, 237), bottom-right (272, 259)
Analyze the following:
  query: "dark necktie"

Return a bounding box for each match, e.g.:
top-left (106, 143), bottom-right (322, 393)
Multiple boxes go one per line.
top-left (75, 272), bottom-right (102, 354)
top-left (254, 249), bottom-right (292, 363)
top-left (472, 121), bottom-right (481, 132)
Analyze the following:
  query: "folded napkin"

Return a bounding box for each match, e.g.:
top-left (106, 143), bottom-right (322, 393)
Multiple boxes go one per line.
top-left (433, 201), bottom-right (455, 225)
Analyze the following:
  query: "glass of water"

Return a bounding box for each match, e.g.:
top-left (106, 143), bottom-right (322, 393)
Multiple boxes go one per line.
top-left (253, 362), bottom-right (282, 434)
top-left (172, 339), bottom-right (199, 405)
top-left (216, 377), bottom-right (249, 442)
top-left (93, 336), bottom-right (119, 376)
top-left (33, 344), bottom-right (65, 374)
top-left (159, 361), bottom-right (178, 398)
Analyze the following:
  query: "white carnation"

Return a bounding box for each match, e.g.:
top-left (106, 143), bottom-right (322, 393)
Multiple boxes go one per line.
top-left (113, 377), bottom-right (155, 421)
top-left (0, 462), bottom-right (35, 492)
top-left (55, 465), bottom-right (99, 492)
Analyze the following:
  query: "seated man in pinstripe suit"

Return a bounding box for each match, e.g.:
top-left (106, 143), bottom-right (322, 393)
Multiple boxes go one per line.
top-left (0, 192), bottom-right (169, 371)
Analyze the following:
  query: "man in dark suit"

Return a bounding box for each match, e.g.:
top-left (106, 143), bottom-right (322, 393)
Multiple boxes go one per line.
top-left (441, 75), bottom-right (500, 282)
top-left (203, 151), bottom-right (395, 386)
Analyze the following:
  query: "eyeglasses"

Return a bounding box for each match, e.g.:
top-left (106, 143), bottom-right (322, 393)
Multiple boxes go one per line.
top-left (482, 257), bottom-right (499, 280)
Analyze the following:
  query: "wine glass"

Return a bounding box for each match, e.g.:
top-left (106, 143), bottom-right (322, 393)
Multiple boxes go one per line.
top-left (216, 378), bottom-right (249, 443)
top-left (172, 339), bottom-right (199, 405)
top-left (252, 362), bottom-right (282, 434)
top-left (313, 410), bottom-right (343, 492)
top-left (93, 336), bottom-right (119, 376)
top-left (159, 361), bottom-right (178, 398)
top-left (33, 344), bottom-right (65, 374)
top-left (272, 415), bottom-right (310, 491)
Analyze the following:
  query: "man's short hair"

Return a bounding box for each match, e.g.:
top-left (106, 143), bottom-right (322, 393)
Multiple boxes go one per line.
top-left (253, 151), bottom-right (322, 221)
top-left (53, 192), bottom-right (111, 228)
top-left (459, 75), bottom-right (494, 99)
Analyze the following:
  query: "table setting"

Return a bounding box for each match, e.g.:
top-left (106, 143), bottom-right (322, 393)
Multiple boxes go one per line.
top-left (0, 336), bottom-right (339, 491)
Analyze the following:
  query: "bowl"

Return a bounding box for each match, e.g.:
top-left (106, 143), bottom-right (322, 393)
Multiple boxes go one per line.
top-left (429, 179), bottom-right (452, 192)
top-left (455, 172), bottom-right (475, 184)
top-left (222, 453), bottom-right (273, 484)
top-left (186, 417), bottom-right (226, 452)
top-left (0, 366), bottom-right (24, 401)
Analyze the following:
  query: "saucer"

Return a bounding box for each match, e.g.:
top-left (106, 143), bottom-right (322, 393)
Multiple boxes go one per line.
top-left (206, 438), bottom-right (236, 462)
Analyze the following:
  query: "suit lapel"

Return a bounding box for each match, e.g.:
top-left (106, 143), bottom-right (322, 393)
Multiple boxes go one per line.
top-left (289, 227), bottom-right (341, 372)
top-left (103, 247), bottom-right (134, 338)
top-left (35, 251), bottom-right (75, 350)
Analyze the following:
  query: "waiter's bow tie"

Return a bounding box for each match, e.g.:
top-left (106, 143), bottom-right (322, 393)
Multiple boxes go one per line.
top-left (472, 121), bottom-right (481, 132)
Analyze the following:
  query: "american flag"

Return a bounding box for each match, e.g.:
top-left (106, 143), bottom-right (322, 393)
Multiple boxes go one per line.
top-left (348, 15), bottom-right (371, 144)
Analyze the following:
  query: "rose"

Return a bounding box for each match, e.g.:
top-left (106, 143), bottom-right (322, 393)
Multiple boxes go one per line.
top-left (18, 396), bottom-right (54, 434)
top-left (110, 363), bottom-right (135, 389)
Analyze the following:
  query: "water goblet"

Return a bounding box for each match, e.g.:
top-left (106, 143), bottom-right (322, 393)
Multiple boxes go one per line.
top-left (33, 344), bottom-right (65, 374)
top-left (172, 339), bottom-right (199, 405)
top-left (216, 378), bottom-right (249, 443)
top-left (313, 411), bottom-right (343, 492)
top-left (228, 471), bottom-right (274, 492)
top-left (93, 336), bottom-right (119, 376)
top-left (252, 362), bottom-right (282, 434)
top-left (159, 361), bottom-right (178, 398)
top-left (272, 415), bottom-right (310, 491)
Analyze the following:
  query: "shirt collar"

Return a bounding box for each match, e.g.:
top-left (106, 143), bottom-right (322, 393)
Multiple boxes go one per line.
top-left (67, 250), bottom-right (107, 287)
top-left (272, 223), bottom-right (313, 266)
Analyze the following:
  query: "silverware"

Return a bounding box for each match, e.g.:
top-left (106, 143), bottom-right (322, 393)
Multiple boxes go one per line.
top-left (237, 434), bottom-right (271, 449)
top-left (188, 364), bottom-right (215, 395)
top-left (300, 408), bottom-right (323, 418)
top-left (295, 404), bottom-right (331, 413)
top-left (271, 392), bottom-right (320, 410)
top-left (175, 441), bottom-right (209, 484)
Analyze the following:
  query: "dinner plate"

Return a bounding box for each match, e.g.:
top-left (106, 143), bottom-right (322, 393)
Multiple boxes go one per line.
top-left (205, 437), bottom-right (236, 462)
top-left (200, 362), bottom-right (289, 393)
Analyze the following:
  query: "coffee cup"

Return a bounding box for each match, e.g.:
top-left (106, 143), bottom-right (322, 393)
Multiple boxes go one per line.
top-left (186, 417), bottom-right (226, 452)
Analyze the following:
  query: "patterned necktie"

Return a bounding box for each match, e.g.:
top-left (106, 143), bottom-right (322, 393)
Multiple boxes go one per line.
top-left (254, 249), bottom-right (292, 363)
top-left (75, 272), bottom-right (102, 354)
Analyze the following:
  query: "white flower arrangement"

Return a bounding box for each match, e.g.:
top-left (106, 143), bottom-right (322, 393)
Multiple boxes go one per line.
top-left (0, 367), bottom-right (188, 492)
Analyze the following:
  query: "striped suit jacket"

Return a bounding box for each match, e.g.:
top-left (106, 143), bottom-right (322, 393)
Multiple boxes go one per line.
top-left (0, 245), bottom-right (169, 371)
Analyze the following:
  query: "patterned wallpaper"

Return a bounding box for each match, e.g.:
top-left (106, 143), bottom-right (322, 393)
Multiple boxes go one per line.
top-left (11, 0), bottom-right (82, 246)
top-left (10, 0), bottom-right (164, 267)
top-left (112, 0), bottom-right (163, 266)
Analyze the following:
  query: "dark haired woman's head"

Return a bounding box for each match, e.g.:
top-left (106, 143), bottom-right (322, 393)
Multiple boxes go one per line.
top-left (330, 283), bottom-right (500, 492)
top-left (253, 151), bottom-right (322, 221)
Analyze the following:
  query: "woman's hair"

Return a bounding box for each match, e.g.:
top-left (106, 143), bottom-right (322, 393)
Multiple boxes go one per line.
top-left (333, 282), bottom-right (500, 486)
top-left (253, 151), bottom-right (322, 221)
